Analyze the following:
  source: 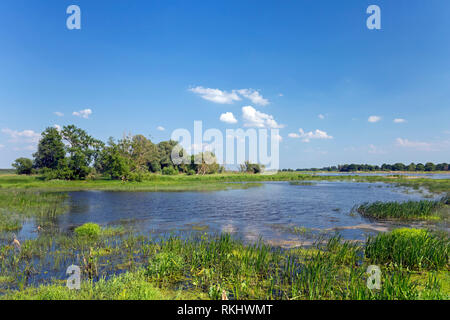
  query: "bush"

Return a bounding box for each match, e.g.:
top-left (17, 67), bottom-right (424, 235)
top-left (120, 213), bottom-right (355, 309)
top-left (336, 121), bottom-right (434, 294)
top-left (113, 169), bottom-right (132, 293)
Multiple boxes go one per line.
top-left (162, 166), bottom-right (178, 175)
top-left (186, 169), bottom-right (196, 176)
top-left (74, 223), bottom-right (101, 239)
top-left (12, 158), bottom-right (34, 175)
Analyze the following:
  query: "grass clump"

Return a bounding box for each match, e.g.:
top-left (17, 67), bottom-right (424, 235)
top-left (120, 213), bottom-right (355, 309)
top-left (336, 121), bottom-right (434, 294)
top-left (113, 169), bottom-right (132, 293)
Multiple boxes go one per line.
top-left (74, 223), bottom-right (101, 239)
top-left (354, 196), bottom-right (448, 220)
top-left (365, 228), bottom-right (449, 271)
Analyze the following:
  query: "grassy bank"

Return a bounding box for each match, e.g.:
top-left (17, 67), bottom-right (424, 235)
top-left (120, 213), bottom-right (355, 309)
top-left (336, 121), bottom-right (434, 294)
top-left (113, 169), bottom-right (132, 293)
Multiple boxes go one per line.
top-left (0, 226), bottom-right (448, 300)
top-left (0, 172), bottom-right (449, 194)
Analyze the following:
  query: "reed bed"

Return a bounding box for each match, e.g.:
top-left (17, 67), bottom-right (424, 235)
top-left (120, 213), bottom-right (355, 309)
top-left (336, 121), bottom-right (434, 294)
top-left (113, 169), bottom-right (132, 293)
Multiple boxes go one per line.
top-left (365, 228), bottom-right (449, 271)
top-left (354, 196), bottom-right (448, 220)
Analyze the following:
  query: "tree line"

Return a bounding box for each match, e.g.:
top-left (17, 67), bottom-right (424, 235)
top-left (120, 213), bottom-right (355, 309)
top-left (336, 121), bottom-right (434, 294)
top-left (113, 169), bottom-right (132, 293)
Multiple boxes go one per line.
top-left (12, 125), bottom-right (224, 180)
top-left (288, 162), bottom-right (449, 172)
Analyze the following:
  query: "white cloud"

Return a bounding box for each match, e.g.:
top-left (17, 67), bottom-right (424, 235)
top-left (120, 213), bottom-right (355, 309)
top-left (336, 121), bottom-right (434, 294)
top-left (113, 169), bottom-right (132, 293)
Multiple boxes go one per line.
top-left (318, 114), bottom-right (325, 120)
top-left (219, 112), bottom-right (238, 124)
top-left (396, 138), bottom-right (433, 151)
top-left (72, 108), bottom-right (92, 119)
top-left (242, 106), bottom-right (283, 129)
top-left (54, 112), bottom-right (64, 117)
top-left (393, 118), bottom-right (406, 123)
top-left (274, 134), bottom-right (283, 142)
top-left (236, 89), bottom-right (269, 106)
top-left (54, 124), bottom-right (62, 132)
top-left (368, 144), bottom-right (386, 154)
top-left (368, 116), bottom-right (381, 123)
top-left (189, 86), bottom-right (270, 106)
top-left (288, 128), bottom-right (333, 143)
top-left (1, 128), bottom-right (40, 143)
top-left (189, 86), bottom-right (241, 104)
top-left (157, 126), bottom-right (165, 131)
top-left (0, 144), bottom-right (4, 149)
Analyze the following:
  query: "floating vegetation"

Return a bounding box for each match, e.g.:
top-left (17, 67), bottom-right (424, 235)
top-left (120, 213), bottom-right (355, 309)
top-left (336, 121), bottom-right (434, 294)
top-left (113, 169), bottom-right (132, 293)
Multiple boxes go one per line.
top-left (354, 196), bottom-right (448, 220)
top-left (289, 181), bottom-right (316, 186)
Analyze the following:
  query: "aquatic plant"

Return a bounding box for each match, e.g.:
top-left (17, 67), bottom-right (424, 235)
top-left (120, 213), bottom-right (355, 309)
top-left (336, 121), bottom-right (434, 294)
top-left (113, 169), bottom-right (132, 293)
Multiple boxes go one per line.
top-left (74, 223), bottom-right (101, 239)
top-left (354, 197), bottom-right (448, 220)
top-left (365, 228), bottom-right (449, 271)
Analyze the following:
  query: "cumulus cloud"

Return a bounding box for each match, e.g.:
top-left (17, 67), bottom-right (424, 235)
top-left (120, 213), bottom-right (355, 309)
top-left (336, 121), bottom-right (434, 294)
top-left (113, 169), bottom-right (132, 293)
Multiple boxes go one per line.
top-left (73, 108), bottom-right (92, 119)
top-left (219, 112), bottom-right (238, 124)
top-left (368, 116), bottom-right (381, 123)
top-left (318, 114), bottom-right (325, 120)
top-left (189, 86), bottom-right (269, 106)
top-left (236, 89), bottom-right (269, 106)
top-left (189, 87), bottom-right (241, 104)
top-left (242, 106), bottom-right (283, 129)
top-left (54, 112), bottom-right (64, 117)
top-left (157, 126), bottom-right (165, 131)
top-left (1, 128), bottom-right (41, 144)
top-left (394, 118), bottom-right (406, 123)
top-left (288, 128), bottom-right (333, 143)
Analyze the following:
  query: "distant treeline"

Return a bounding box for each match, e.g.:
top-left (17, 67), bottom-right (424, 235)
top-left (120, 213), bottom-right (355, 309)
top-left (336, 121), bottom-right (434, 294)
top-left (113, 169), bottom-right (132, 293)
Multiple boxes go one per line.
top-left (284, 162), bottom-right (449, 172)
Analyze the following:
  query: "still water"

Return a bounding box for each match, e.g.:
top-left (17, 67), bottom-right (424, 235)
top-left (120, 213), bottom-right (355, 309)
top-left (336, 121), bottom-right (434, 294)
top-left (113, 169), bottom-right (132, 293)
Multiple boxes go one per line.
top-left (19, 181), bottom-right (443, 244)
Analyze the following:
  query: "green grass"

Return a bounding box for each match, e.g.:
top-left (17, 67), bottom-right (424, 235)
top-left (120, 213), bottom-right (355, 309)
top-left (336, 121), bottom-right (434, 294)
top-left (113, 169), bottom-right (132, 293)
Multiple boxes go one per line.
top-left (365, 228), bottom-right (449, 271)
top-left (354, 196), bottom-right (448, 220)
top-left (1, 270), bottom-right (208, 300)
top-left (0, 190), bottom-right (67, 231)
top-left (0, 172), bottom-right (449, 194)
top-left (1, 231), bottom-right (448, 300)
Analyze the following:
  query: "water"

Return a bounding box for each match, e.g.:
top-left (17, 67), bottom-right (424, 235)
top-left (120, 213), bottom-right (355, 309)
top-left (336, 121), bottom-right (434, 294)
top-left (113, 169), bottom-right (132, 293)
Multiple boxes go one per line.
top-left (310, 172), bottom-right (450, 179)
top-left (17, 181), bottom-right (443, 244)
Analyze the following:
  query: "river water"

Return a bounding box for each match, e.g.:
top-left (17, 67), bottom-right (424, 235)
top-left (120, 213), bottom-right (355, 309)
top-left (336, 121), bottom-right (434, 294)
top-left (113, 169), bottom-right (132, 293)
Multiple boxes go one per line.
top-left (17, 180), bottom-right (445, 245)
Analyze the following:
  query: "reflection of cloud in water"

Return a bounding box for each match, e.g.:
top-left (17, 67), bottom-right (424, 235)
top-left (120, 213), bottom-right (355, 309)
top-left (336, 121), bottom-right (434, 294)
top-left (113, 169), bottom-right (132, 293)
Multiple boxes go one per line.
top-left (221, 223), bottom-right (236, 234)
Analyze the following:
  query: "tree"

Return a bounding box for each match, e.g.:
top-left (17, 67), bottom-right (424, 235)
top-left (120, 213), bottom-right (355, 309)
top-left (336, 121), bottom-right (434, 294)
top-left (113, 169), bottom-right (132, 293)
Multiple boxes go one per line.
top-left (415, 163), bottom-right (425, 171)
top-left (33, 127), bottom-right (66, 170)
top-left (96, 138), bottom-right (130, 180)
top-left (392, 163), bottom-right (406, 171)
top-left (240, 161), bottom-right (264, 174)
top-left (424, 162), bottom-right (436, 172)
top-left (407, 163), bottom-right (416, 171)
top-left (61, 125), bottom-right (104, 180)
top-left (12, 158), bottom-right (34, 175)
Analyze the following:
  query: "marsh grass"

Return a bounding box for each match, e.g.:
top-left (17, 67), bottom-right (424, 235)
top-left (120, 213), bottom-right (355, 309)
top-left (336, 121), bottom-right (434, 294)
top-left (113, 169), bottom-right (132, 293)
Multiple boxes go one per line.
top-left (0, 190), bottom-right (68, 232)
top-left (1, 230), bottom-right (448, 300)
top-left (365, 228), bottom-right (449, 271)
top-left (354, 196), bottom-right (448, 220)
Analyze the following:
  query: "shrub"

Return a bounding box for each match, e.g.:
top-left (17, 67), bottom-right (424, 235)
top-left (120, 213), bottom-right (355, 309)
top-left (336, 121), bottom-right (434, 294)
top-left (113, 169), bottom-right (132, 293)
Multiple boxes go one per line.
top-left (162, 166), bottom-right (178, 175)
top-left (74, 223), bottom-right (101, 239)
top-left (12, 158), bottom-right (34, 175)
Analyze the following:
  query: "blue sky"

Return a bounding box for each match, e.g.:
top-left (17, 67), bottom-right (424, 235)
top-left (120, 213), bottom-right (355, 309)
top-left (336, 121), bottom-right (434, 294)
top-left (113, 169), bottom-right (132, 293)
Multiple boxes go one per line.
top-left (0, 0), bottom-right (449, 168)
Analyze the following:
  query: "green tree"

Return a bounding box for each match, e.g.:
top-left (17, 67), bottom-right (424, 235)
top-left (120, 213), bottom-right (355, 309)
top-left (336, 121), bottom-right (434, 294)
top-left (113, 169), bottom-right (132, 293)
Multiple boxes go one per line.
top-left (407, 163), bottom-right (416, 171)
top-left (96, 138), bottom-right (130, 180)
top-left (415, 163), bottom-right (425, 171)
top-left (61, 125), bottom-right (104, 180)
top-left (12, 158), bottom-right (34, 175)
top-left (424, 162), bottom-right (436, 172)
top-left (33, 127), bottom-right (66, 170)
